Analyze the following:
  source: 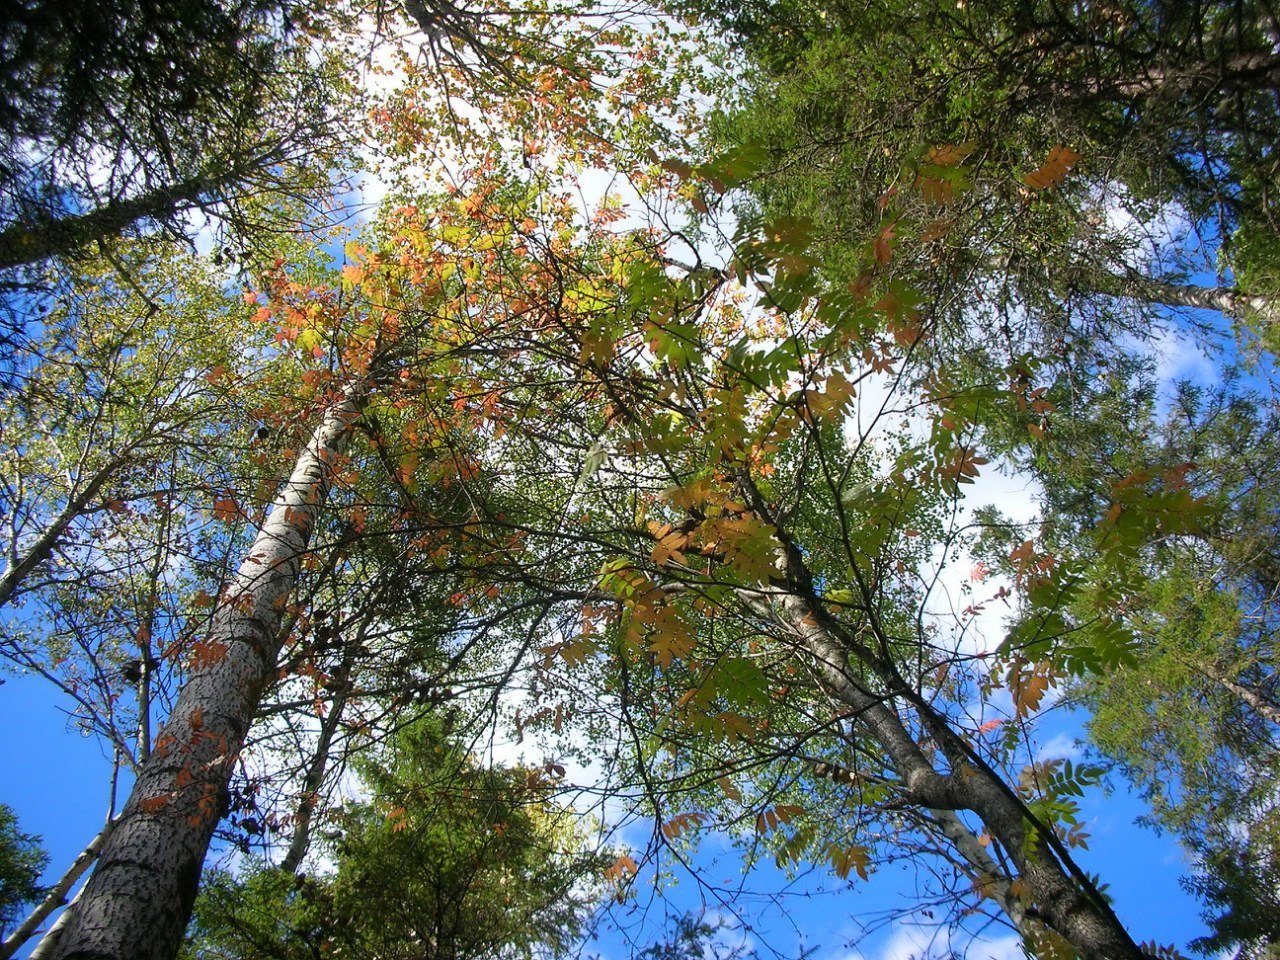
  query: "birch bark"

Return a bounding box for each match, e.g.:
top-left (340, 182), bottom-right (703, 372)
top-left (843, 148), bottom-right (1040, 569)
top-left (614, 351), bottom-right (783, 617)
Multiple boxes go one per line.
top-left (45, 387), bottom-right (362, 960)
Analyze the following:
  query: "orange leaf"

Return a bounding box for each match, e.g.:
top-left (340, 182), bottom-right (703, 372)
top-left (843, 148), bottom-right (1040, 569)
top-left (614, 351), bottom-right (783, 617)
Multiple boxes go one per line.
top-left (605, 854), bottom-right (638, 881)
top-left (212, 496), bottom-right (241, 524)
top-left (189, 638), bottom-right (229, 671)
top-left (1023, 145), bottom-right (1082, 190)
top-left (660, 811), bottom-right (708, 841)
top-left (927, 143), bottom-right (975, 167)
top-left (873, 221), bottom-right (897, 264)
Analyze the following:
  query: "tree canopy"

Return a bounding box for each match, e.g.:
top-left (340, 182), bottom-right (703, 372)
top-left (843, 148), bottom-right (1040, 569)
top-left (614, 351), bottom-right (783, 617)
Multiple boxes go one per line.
top-left (0, 3), bottom-right (1277, 960)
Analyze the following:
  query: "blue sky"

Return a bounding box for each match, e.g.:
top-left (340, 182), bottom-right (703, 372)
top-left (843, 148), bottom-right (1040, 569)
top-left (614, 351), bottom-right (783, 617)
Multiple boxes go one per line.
top-left (1, 613), bottom-right (1211, 960)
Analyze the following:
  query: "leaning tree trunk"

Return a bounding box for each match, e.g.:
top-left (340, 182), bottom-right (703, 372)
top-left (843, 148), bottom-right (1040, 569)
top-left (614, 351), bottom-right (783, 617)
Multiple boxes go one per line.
top-left (46, 387), bottom-right (362, 960)
top-left (767, 581), bottom-right (1146, 960)
top-left (0, 177), bottom-right (215, 270)
top-left (729, 476), bottom-right (1148, 960)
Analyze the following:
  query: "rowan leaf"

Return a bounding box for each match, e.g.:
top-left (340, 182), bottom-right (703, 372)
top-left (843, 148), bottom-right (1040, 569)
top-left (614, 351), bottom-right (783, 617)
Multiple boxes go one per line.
top-left (827, 842), bottom-right (871, 881)
top-left (604, 853), bottom-right (638, 881)
top-left (1024, 145), bottom-right (1082, 190)
top-left (212, 496), bottom-right (242, 524)
top-left (660, 811), bottom-right (709, 841)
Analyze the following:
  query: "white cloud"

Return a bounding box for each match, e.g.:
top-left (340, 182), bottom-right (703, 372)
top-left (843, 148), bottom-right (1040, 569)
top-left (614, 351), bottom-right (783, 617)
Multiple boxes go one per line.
top-left (1149, 324), bottom-right (1220, 391)
top-left (865, 921), bottom-right (1024, 960)
top-left (968, 934), bottom-right (1025, 960)
top-left (1035, 730), bottom-right (1084, 763)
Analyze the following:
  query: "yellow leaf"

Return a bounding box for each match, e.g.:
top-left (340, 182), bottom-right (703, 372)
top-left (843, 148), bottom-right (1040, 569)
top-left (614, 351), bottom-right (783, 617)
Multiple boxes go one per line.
top-left (646, 605), bottom-right (695, 669)
top-left (540, 637), bottom-right (596, 668)
top-left (717, 777), bottom-right (742, 803)
top-left (828, 843), bottom-right (871, 881)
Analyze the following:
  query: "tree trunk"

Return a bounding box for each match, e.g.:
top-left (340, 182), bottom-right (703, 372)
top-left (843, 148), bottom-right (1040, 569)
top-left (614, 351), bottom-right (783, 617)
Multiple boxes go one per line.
top-left (926, 807), bottom-right (1031, 935)
top-left (47, 387), bottom-right (362, 960)
top-left (1188, 658), bottom-right (1280, 727)
top-left (730, 475), bottom-right (1147, 960)
top-left (0, 177), bottom-right (212, 270)
top-left (27, 883), bottom-right (86, 960)
top-left (1125, 277), bottom-right (1274, 321)
top-left (771, 582), bottom-right (1146, 960)
top-left (1084, 270), bottom-right (1276, 323)
top-left (278, 650), bottom-right (355, 875)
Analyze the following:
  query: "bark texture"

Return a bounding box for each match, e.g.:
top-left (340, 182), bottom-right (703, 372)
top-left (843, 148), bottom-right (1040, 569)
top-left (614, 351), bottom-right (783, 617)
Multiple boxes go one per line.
top-left (47, 388), bottom-right (361, 960)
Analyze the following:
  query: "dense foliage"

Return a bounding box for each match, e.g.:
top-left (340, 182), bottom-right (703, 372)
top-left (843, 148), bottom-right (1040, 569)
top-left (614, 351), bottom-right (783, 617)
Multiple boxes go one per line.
top-left (0, 3), bottom-right (1276, 960)
top-left (0, 805), bottom-right (47, 939)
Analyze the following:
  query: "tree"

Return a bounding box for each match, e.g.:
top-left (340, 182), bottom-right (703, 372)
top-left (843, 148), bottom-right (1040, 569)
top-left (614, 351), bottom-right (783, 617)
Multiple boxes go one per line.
top-left (684, 0), bottom-right (1280, 365)
top-left (0, 805), bottom-right (47, 940)
top-left (0, 0), bottom-right (352, 273)
top-left (298, 160), bottom-right (1161, 958)
top-left (182, 717), bottom-right (605, 960)
top-left (30, 162), bottom-right (625, 959)
top-left (662, 5), bottom-right (1280, 948)
top-left (1, 0), bottom-right (704, 947)
top-left (993, 375), bottom-right (1280, 957)
top-left (36, 152), bottom-right (1165, 960)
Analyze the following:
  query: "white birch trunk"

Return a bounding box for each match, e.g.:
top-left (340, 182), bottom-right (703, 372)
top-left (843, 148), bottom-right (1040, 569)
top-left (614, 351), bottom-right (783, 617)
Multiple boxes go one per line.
top-left (47, 388), bottom-right (362, 960)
